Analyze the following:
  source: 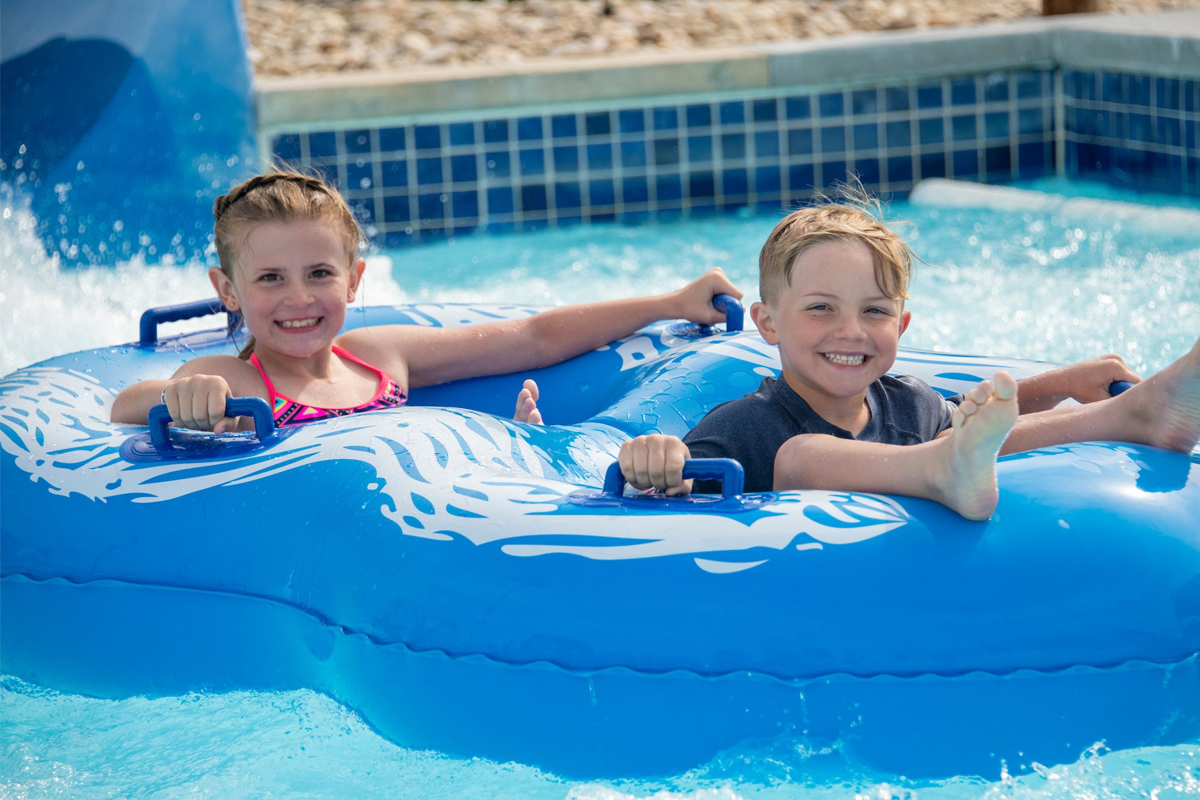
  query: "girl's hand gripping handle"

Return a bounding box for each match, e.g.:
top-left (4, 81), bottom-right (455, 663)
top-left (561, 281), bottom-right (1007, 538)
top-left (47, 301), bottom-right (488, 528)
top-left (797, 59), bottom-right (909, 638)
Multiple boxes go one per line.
top-left (148, 396), bottom-right (276, 446)
top-left (672, 268), bottom-right (744, 327)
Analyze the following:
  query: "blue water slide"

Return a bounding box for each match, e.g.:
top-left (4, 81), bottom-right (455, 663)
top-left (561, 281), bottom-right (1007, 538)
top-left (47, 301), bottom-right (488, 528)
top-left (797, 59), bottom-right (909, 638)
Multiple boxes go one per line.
top-left (0, 0), bottom-right (256, 264)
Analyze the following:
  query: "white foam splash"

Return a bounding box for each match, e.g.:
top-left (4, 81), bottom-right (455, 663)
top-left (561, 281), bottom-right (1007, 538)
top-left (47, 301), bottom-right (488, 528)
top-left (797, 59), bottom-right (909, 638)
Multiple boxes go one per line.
top-left (0, 186), bottom-right (406, 377)
top-left (910, 179), bottom-right (1200, 237)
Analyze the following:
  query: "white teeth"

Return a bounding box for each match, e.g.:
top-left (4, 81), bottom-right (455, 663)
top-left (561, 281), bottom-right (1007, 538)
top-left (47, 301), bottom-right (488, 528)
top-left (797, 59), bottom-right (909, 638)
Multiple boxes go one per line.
top-left (823, 353), bottom-right (865, 366)
top-left (279, 318), bottom-right (319, 328)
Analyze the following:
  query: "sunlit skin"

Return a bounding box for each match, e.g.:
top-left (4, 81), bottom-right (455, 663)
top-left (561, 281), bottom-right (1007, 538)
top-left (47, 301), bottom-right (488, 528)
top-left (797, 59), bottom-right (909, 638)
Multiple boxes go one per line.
top-left (750, 239), bottom-right (911, 434)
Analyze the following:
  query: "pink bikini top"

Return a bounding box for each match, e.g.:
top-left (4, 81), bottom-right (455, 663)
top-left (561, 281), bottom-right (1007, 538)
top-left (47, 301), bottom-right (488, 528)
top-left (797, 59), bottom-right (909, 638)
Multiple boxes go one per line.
top-left (249, 346), bottom-right (408, 427)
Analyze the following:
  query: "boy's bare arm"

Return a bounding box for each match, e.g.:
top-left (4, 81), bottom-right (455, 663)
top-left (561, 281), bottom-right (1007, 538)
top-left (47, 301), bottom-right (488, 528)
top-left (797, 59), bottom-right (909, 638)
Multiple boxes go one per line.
top-left (777, 374), bottom-right (1019, 520)
top-left (1015, 354), bottom-right (1141, 414)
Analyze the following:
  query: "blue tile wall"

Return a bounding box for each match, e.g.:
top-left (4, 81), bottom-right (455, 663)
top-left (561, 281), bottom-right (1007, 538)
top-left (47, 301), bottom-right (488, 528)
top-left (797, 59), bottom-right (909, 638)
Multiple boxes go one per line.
top-left (273, 68), bottom-right (1067, 245)
top-left (1064, 69), bottom-right (1200, 194)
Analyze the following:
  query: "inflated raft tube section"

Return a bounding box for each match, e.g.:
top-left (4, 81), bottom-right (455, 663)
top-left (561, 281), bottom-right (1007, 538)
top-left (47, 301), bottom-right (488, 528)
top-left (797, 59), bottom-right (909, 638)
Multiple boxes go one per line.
top-left (2, 301), bottom-right (1199, 779)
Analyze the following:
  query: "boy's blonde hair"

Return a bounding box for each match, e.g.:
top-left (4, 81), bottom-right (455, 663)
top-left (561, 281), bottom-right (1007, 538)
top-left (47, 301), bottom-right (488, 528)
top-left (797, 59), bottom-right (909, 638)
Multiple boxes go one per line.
top-left (759, 187), bottom-right (914, 305)
top-left (212, 170), bottom-right (363, 359)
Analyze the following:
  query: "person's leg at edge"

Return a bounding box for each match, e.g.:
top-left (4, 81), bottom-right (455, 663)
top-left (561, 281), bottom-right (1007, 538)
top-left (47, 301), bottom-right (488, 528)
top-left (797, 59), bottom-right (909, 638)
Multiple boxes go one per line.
top-left (774, 373), bottom-right (1020, 520)
top-left (1000, 336), bottom-right (1200, 456)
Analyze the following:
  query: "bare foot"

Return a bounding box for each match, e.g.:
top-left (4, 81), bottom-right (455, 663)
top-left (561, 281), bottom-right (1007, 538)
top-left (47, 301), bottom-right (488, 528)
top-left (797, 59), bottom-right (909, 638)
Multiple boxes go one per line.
top-left (1125, 337), bottom-right (1200, 453)
top-left (932, 371), bottom-right (1020, 520)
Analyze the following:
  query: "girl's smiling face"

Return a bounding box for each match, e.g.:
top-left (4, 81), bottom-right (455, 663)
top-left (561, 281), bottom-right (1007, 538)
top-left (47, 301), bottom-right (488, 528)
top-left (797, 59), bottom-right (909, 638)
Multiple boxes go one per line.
top-left (751, 238), bottom-right (911, 411)
top-left (209, 220), bottom-right (364, 359)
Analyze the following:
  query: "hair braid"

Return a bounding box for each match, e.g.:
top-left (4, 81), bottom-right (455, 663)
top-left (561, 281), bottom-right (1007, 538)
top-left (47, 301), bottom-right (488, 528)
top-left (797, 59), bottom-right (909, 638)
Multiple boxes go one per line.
top-left (213, 173), bottom-right (334, 221)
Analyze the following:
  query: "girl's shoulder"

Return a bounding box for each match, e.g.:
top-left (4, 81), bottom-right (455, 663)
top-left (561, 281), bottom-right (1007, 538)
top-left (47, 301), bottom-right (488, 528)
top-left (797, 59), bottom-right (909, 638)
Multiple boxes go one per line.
top-left (335, 327), bottom-right (412, 379)
top-left (172, 355), bottom-right (268, 397)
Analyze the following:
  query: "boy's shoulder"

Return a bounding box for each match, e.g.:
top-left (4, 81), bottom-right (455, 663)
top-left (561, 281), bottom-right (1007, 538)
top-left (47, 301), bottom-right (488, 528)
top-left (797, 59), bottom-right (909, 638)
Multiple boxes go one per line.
top-left (687, 377), bottom-right (793, 434)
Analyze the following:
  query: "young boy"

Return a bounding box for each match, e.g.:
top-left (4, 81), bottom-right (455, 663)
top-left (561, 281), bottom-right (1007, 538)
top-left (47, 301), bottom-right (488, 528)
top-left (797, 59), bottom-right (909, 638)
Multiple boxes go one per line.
top-left (618, 197), bottom-right (1200, 520)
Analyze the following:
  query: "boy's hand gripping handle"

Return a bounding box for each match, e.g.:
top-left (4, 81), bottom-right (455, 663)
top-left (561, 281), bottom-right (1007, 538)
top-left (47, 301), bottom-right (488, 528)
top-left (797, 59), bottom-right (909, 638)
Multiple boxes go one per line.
top-left (602, 458), bottom-right (746, 499)
top-left (147, 396), bottom-right (277, 446)
top-left (1108, 381), bottom-right (1133, 396)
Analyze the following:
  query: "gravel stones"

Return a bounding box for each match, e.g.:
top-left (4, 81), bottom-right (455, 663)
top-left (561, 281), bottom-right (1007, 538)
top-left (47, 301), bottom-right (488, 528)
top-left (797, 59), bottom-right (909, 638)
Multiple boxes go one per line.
top-left (244, 0), bottom-right (1200, 77)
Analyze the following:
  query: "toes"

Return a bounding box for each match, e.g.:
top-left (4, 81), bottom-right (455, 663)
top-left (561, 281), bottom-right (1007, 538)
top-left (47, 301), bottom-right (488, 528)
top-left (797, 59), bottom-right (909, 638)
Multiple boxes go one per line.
top-left (993, 371), bottom-right (1018, 401)
top-left (966, 380), bottom-right (993, 406)
top-left (514, 389), bottom-right (533, 419)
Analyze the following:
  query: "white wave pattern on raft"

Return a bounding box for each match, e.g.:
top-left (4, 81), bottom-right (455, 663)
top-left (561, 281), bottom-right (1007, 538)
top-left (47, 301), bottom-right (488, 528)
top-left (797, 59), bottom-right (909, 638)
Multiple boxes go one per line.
top-left (0, 367), bottom-right (909, 571)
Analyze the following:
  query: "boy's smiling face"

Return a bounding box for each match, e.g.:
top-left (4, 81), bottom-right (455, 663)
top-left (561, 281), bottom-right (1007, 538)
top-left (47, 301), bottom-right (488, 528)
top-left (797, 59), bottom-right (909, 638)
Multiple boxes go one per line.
top-left (751, 238), bottom-right (911, 420)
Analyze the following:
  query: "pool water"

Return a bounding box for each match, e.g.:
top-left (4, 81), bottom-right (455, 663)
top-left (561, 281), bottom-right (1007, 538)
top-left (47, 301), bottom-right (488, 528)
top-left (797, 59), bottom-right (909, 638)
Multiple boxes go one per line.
top-left (2, 178), bottom-right (1199, 799)
top-left (3, 676), bottom-right (1199, 800)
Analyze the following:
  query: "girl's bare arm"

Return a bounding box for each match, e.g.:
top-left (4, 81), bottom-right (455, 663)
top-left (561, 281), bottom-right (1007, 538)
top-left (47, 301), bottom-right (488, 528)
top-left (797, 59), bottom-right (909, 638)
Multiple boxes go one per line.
top-left (345, 268), bottom-right (742, 389)
top-left (110, 356), bottom-right (264, 429)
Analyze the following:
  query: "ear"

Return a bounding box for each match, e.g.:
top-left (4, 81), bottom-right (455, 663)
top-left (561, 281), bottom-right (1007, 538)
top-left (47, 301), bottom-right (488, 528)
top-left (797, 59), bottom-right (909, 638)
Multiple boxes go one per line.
top-left (209, 266), bottom-right (240, 312)
top-left (898, 309), bottom-right (912, 338)
top-left (750, 301), bottom-right (779, 345)
top-left (346, 257), bottom-right (367, 302)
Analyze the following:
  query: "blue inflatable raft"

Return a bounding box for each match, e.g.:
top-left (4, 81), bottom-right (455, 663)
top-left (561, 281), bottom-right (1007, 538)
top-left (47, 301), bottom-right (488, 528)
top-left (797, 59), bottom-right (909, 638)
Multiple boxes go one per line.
top-left (2, 300), bottom-right (1198, 778)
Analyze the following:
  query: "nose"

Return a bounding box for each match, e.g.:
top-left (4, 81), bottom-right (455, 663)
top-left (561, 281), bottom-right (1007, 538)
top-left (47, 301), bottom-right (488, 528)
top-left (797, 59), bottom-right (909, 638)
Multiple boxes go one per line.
top-left (832, 312), bottom-right (866, 340)
top-left (284, 281), bottom-right (315, 306)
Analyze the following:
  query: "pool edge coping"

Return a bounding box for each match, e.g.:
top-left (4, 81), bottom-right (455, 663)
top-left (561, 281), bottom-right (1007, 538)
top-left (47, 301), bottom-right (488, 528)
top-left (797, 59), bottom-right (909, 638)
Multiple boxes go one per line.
top-left (255, 10), bottom-right (1200, 136)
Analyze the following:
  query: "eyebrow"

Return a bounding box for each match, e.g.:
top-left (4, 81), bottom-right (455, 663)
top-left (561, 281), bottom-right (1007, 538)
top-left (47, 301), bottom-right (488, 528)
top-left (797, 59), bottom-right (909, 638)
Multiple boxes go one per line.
top-left (801, 292), bottom-right (895, 303)
top-left (251, 262), bottom-right (338, 273)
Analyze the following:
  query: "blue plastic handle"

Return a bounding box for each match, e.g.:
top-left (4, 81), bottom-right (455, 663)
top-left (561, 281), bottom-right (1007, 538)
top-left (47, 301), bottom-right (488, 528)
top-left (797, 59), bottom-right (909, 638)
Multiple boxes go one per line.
top-left (712, 294), bottom-right (744, 332)
top-left (603, 458), bottom-right (746, 499)
top-left (139, 298), bottom-right (227, 345)
top-left (148, 397), bottom-right (276, 446)
top-left (1109, 380), bottom-right (1134, 396)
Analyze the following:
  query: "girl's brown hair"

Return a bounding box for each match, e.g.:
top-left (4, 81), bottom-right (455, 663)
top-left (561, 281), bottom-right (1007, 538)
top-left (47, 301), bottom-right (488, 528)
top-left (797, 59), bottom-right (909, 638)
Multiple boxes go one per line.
top-left (212, 170), bottom-right (363, 359)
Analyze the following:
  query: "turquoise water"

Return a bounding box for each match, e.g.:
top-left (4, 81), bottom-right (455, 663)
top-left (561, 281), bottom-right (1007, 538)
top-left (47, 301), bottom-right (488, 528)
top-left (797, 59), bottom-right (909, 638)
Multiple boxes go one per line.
top-left (3, 676), bottom-right (1199, 800)
top-left (2, 178), bottom-right (1199, 798)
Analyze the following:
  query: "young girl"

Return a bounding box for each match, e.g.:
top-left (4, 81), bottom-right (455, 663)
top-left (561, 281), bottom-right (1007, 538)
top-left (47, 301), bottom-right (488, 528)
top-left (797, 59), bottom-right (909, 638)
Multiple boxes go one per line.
top-left (110, 171), bottom-right (742, 431)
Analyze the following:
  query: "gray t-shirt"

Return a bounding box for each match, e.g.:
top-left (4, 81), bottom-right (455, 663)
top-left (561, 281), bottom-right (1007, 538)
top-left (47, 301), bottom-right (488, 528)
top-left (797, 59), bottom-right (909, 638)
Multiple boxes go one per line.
top-left (683, 375), bottom-right (961, 494)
